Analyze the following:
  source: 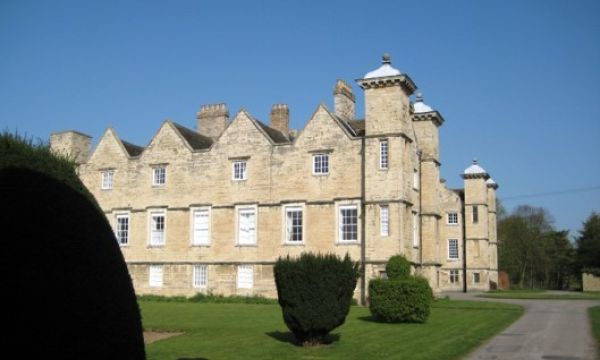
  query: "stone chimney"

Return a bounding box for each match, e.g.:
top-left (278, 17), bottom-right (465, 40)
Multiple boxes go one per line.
top-left (197, 103), bottom-right (229, 139)
top-left (50, 130), bottom-right (92, 164)
top-left (269, 104), bottom-right (289, 137)
top-left (333, 79), bottom-right (355, 120)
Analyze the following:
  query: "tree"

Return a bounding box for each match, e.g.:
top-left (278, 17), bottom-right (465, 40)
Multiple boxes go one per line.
top-left (576, 212), bottom-right (600, 272)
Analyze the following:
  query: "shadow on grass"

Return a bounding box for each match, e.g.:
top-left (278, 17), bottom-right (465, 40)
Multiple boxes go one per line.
top-left (265, 331), bottom-right (341, 346)
top-left (177, 358), bottom-right (209, 360)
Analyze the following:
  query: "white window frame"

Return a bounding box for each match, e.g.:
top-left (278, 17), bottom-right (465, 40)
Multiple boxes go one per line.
top-left (192, 264), bottom-right (208, 289)
top-left (313, 153), bottom-right (329, 175)
top-left (449, 269), bottom-right (460, 284)
top-left (149, 265), bottom-right (163, 287)
top-left (337, 204), bottom-right (359, 243)
top-left (237, 265), bottom-right (254, 289)
top-left (412, 211), bottom-right (420, 248)
top-left (379, 139), bottom-right (389, 170)
top-left (380, 205), bottom-right (389, 236)
top-left (448, 239), bottom-right (459, 260)
top-left (413, 168), bottom-right (419, 190)
top-left (236, 205), bottom-right (257, 246)
top-left (190, 206), bottom-right (211, 246)
top-left (148, 209), bottom-right (166, 246)
top-left (283, 205), bottom-right (304, 244)
top-left (232, 161), bottom-right (247, 181)
top-left (101, 170), bottom-right (114, 190)
top-left (115, 212), bottom-right (130, 246)
top-left (152, 166), bottom-right (166, 186)
top-left (447, 212), bottom-right (459, 225)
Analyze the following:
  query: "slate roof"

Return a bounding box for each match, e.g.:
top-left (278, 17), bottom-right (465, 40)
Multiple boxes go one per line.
top-left (172, 122), bottom-right (214, 150)
top-left (121, 140), bottom-right (144, 157)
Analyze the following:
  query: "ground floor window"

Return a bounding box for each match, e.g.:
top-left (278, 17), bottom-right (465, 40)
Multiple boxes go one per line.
top-left (237, 265), bottom-right (253, 289)
top-left (149, 265), bottom-right (163, 287)
top-left (193, 265), bottom-right (208, 288)
top-left (449, 269), bottom-right (460, 284)
top-left (473, 272), bottom-right (480, 284)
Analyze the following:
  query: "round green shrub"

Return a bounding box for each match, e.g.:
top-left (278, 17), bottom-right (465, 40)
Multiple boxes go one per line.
top-left (368, 276), bottom-right (434, 323)
top-left (385, 254), bottom-right (412, 280)
top-left (274, 253), bottom-right (360, 345)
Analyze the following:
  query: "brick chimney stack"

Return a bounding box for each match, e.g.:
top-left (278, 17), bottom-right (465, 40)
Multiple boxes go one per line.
top-left (269, 104), bottom-right (289, 137)
top-left (333, 79), bottom-right (355, 120)
top-left (197, 103), bottom-right (229, 139)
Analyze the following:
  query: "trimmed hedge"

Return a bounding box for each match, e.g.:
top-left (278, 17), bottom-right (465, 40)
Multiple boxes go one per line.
top-left (369, 276), bottom-right (434, 323)
top-left (138, 293), bottom-right (278, 305)
top-left (386, 254), bottom-right (411, 280)
top-left (274, 253), bottom-right (360, 345)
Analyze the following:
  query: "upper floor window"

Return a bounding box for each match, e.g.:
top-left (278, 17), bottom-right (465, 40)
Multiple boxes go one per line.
top-left (191, 207), bottom-right (210, 246)
top-left (472, 206), bottom-right (479, 223)
top-left (101, 170), bottom-right (114, 190)
top-left (412, 211), bottom-right (419, 247)
top-left (285, 206), bottom-right (303, 243)
top-left (413, 168), bottom-right (419, 190)
top-left (233, 161), bottom-right (247, 180)
top-left (313, 154), bottom-right (329, 175)
top-left (380, 205), bottom-right (389, 236)
top-left (193, 264), bottom-right (208, 289)
top-left (380, 139), bottom-right (389, 169)
top-left (448, 239), bottom-right (459, 260)
top-left (152, 166), bottom-right (166, 186)
top-left (115, 213), bottom-right (129, 246)
top-left (237, 206), bottom-right (256, 245)
top-left (447, 212), bottom-right (458, 225)
top-left (339, 205), bottom-right (358, 242)
top-left (149, 210), bottom-right (166, 246)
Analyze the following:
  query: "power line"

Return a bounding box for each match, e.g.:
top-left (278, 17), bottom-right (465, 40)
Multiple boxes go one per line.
top-left (500, 186), bottom-right (600, 201)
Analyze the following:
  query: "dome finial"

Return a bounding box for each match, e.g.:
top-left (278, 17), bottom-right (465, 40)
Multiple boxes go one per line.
top-left (416, 92), bottom-right (423, 102)
top-left (473, 158), bottom-right (478, 164)
top-left (382, 53), bottom-right (391, 64)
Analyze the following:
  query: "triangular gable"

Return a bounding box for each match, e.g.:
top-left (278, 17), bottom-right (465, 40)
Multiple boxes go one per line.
top-left (143, 120), bottom-right (198, 156)
top-left (294, 103), bottom-right (358, 145)
top-left (88, 128), bottom-right (140, 163)
top-left (216, 110), bottom-right (278, 147)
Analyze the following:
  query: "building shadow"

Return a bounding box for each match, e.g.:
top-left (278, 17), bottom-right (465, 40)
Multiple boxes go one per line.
top-left (265, 331), bottom-right (341, 346)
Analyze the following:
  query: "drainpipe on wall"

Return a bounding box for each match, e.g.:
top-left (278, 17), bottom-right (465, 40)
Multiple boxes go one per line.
top-left (360, 137), bottom-right (367, 305)
top-left (462, 197), bottom-right (468, 293)
top-left (417, 151), bottom-right (423, 272)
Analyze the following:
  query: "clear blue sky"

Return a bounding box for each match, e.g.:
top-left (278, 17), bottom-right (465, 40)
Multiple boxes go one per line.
top-left (1, 0), bottom-right (599, 238)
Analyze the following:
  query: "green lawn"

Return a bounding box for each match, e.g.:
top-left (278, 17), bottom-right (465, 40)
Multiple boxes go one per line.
top-left (478, 290), bottom-right (600, 300)
top-left (590, 306), bottom-right (600, 354)
top-left (141, 299), bottom-right (523, 360)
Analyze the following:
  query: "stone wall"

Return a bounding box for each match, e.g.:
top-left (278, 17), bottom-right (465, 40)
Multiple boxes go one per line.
top-left (582, 273), bottom-right (600, 291)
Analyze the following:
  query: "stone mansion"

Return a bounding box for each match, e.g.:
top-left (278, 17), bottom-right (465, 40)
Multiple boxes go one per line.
top-left (50, 54), bottom-right (499, 302)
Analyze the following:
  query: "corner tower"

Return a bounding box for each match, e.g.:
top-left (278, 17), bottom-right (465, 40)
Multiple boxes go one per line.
top-left (356, 54), bottom-right (420, 285)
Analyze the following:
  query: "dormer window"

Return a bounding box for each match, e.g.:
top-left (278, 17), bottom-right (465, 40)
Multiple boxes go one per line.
top-left (313, 154), bottom-right (329, 175)
top-left (152, 166), bottom-right (166, 186)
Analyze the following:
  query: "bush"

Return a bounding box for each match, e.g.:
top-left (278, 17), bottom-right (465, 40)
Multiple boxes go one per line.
top-left (138, 293), bottom-right (278, 304)
top-left (369, 276), bottom-right (434, 323)
top-left (274, 253), bottom-right (360, 346)
top-left (1, 167), bottom-right (145, 358)
top-left (385, 254), bottom-right (411, 280)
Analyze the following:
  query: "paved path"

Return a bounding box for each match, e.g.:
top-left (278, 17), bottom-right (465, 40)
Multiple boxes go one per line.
top-left (444, 292), bottom-right (599, 360)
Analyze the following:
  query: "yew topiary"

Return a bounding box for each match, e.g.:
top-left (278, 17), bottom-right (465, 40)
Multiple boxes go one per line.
top-left (385, 254), bottom-right (411, 280)
top-left (273, 253), bottom-right (360, 346)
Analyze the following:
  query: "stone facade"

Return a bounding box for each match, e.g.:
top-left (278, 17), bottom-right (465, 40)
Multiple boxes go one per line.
top-left (582, 273), bottom-right (600, 292)
top-left (50, 55), bottom-right (499, 302)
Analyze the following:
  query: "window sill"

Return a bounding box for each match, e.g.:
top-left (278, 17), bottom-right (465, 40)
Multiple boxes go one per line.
top-left (191, 244), bottom-right (211, 248)
top-left (235, 244), bottom-right (258, 247)
top-left (101, 188), bottom-right (112, 191)
top-left (151, 185), bottom-right (166, 188)
top-left (336, 241), bottom-right (360, 245)
top-left (119, 244), bottom-right (129, 248)
top-left (312, 173), bottom-right (329, 176)
top-left (446, 223), bottom-right (460, 226)
top-left (283, 242), bottom-right (305, 246)
top-left (232, 179), bottom-right (247, 182)
top-left (447, 258), bottom-right (460, 262)
top-left (147, 245), bottom-right (165, 248)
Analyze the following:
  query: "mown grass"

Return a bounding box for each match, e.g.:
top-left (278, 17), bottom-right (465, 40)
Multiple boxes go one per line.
top-left (140, 299), bottom-right (523, 360)
top-left (590, 306), bottom-right (600, 353)
top-left (478, 290), bottom-right (600, 300)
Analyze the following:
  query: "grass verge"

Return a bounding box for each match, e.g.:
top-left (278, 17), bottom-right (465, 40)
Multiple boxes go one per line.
top-left (478, 290), bottom-right (600, 300)
top-left (140, 299), bottom-right (523, 360)
top-left (590, 306), bottom-right (600, 353)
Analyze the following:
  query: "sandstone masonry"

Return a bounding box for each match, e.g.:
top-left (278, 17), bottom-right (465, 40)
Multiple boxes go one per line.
top-left (50, 54), bottom-right (499, 302)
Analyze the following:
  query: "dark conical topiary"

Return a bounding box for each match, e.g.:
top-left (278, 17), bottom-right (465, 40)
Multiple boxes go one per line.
top-left (274, 253), bottom-right (360, 346)
top-left (0, 167), bottom-right (145, 359)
